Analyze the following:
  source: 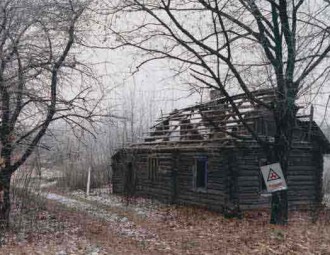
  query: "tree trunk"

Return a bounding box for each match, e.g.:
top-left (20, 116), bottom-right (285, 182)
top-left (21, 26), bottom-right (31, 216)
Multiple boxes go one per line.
top-left (270, 190), bottom-right (288, 225)
top-left (270, 136), bottom-right (290, 225)
top-left (269, 94), bottom-right (297, 225)
top-left (0, 170), bottom-right (11, 229)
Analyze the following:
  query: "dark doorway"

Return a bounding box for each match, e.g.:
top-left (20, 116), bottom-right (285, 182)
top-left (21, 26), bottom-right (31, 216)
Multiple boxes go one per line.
top-left (196, 158), bottom-right (208, 189)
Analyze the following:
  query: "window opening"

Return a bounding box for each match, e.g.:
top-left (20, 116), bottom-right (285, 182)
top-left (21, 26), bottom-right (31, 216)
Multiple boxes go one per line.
top-left (195, 157), bottom-right (208, 189)
top-left (148, 156), bottom-right (158, 181)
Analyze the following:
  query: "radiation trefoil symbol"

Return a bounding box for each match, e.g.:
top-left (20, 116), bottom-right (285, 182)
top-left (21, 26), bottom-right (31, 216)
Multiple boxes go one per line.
top-left (267, 168), bottom-right (281, 182)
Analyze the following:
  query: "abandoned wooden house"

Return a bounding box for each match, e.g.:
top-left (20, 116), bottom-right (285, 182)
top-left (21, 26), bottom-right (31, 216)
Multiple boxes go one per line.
top-left (111, 89), bottom-right (330, 212)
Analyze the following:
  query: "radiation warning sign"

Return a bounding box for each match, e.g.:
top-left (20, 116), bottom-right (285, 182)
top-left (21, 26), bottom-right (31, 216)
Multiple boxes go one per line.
top-left (260, 163), bottom-right (287, 192)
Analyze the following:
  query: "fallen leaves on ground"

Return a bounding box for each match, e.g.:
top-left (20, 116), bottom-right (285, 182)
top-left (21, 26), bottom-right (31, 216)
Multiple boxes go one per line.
top-left (2, 188), bottom-right (330, 255)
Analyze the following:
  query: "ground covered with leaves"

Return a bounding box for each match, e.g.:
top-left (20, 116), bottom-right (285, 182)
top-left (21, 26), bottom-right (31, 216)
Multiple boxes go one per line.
top-left (1, 188), bottom-right (330, 254)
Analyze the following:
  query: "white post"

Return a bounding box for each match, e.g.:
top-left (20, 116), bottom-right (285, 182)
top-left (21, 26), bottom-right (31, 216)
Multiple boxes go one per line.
top-left (86, 167), bottom-right (91, 196)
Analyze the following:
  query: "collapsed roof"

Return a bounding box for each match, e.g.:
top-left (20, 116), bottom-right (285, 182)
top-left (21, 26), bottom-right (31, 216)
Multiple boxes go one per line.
top-left (131, 89), bottom-right (325, 150)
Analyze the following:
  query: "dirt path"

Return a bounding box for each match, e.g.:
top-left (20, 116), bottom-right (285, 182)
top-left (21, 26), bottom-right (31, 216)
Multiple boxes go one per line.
top-left (1, 187), bottom-right (170, 255)
top-left (44, 191), bottom-right (168, 247)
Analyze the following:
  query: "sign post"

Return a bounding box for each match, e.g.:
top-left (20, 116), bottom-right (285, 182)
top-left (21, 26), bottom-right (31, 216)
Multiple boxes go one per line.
top-left (260, 163), bottom-right (287, 192)
top-left (86, 167), bottom-right (91, 196)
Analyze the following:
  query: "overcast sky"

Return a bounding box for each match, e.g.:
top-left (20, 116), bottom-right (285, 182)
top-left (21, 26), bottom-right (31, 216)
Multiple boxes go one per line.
top-left (82, 0), bottom-right (330, 132)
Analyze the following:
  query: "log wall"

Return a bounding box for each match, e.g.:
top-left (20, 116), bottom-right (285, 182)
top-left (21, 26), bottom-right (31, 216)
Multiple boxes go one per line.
top-left (174, 151), bottom-right (228, 211)
top-left (232, 148), bottom-right (323, 210)
top-left (112, 146), bottom-right (324, 212)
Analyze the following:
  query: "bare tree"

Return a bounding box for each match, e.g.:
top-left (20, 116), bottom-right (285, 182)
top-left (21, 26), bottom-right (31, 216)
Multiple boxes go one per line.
top-left (108, 0), bottom-right (330, 224)
top-left (0, 0), bottom-right (104, 227)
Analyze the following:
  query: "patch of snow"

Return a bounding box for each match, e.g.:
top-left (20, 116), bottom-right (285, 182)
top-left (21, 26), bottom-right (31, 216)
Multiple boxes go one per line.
top-left (41, 192), bottom-right (162, 244)
top-left (120, 217), bottom-right (128, 223)
top-left (40, 181), bottom-right (58, 188)
top-left (69, 188), bottom-right (161, 218)
top-left (46, 194), bottom-right (79, 204)
top-left (40, 168), bottom-right (63, 180)
top-left (55, 251), bottom-right (67, 255)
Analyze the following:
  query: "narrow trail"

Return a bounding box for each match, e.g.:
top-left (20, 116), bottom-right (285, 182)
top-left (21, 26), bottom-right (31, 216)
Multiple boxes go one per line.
top-left (40, 189), bottom-right (172, 252)
top-left (10, 168), bottom-right (174, 253)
